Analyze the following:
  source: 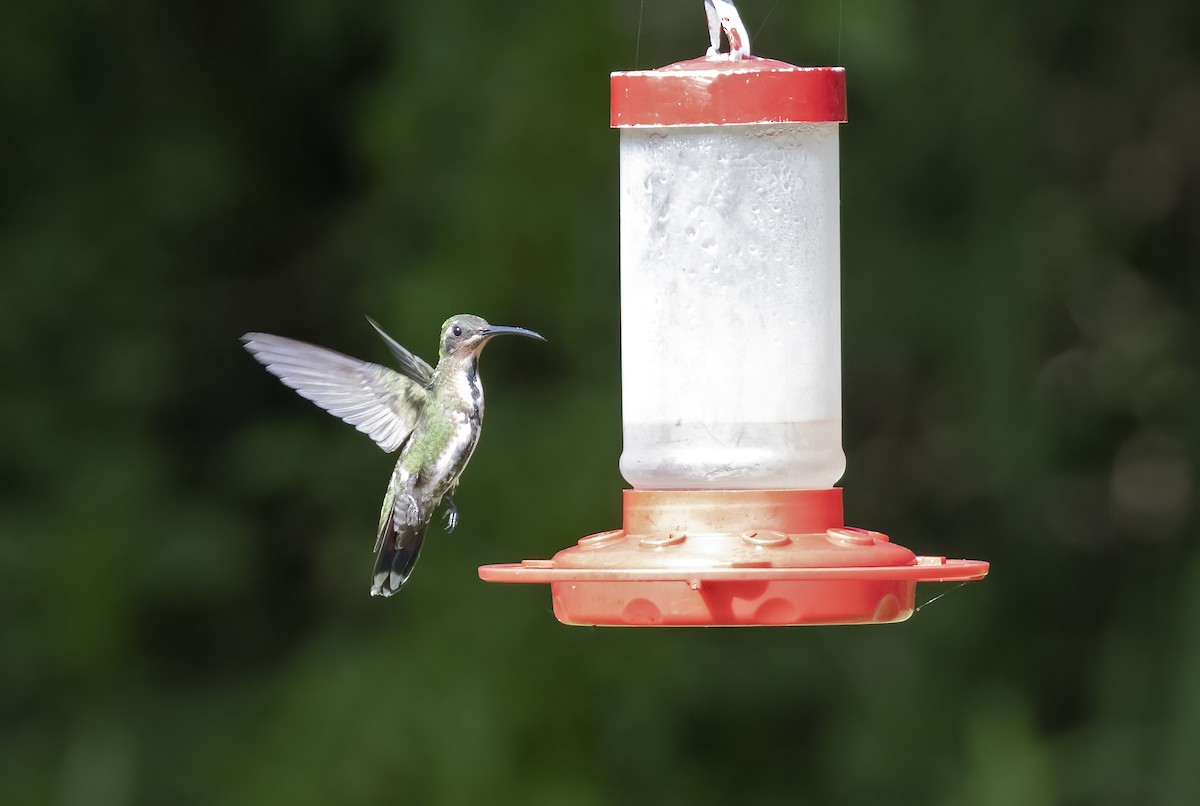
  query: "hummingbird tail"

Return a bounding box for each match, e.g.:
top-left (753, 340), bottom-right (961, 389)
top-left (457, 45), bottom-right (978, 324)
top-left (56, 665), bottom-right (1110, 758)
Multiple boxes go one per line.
top-left (371, 509), bottom-right (427, 597)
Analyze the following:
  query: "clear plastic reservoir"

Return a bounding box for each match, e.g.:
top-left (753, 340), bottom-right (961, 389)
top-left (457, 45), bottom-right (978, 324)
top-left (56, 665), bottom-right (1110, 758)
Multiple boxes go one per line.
top-left (618, 122), bottom-right (845, 490)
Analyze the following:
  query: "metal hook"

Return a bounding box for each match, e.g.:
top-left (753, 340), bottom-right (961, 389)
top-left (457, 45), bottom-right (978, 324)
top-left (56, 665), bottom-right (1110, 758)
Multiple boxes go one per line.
top-left (704, 0), bottom-right (752, 60)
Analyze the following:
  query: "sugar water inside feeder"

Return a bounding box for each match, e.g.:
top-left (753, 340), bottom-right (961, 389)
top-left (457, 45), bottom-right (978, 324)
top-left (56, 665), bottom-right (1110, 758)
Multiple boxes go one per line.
top-left (619, 122), bottom-right (845, 490)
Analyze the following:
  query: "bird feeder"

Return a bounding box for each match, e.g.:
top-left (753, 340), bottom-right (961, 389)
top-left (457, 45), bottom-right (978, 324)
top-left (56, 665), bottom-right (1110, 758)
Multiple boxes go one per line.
top-left (479, 5), bottom-right (988, 625)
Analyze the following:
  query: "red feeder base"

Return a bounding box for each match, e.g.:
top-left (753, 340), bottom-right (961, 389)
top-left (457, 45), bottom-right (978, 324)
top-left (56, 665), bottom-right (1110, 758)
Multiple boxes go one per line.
top-left (479, 489), bottom-right (988, 627)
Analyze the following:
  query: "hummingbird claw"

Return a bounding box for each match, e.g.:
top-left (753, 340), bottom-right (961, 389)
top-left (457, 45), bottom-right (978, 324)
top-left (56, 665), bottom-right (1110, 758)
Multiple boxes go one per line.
top-left (442, 493), bottom-right (458, 533)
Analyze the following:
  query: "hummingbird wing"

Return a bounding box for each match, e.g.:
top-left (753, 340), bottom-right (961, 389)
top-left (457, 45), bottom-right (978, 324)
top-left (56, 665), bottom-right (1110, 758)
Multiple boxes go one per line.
top-left (241, 332), bottom-right (428, 453)
top-left (366, 316), bottom-right (434, 387)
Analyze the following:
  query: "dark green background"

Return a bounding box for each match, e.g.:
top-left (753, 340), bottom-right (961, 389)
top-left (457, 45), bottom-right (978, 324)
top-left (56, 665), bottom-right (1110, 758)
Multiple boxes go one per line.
top-left (3, 1), bottom-right (1198, 803)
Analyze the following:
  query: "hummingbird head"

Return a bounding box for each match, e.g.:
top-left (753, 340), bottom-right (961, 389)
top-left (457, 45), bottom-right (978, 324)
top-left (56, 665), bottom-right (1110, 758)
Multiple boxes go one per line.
top-left (439, 314), bottom-right (545, 359)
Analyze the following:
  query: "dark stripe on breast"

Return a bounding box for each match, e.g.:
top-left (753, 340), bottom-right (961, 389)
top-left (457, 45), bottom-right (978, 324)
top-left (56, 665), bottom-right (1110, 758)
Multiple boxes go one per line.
top-left (466, 359), bottom-right (482, 414)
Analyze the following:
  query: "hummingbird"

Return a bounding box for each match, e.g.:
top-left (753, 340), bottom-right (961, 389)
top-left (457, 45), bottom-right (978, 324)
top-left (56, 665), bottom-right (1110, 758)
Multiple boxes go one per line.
top-left (241, 315), bottom-right (545, 597)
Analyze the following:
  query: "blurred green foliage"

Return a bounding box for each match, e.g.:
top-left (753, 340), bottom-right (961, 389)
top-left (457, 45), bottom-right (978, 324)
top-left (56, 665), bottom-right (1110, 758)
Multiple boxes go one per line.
top-left (2, 0), bottom-right (1198, 803)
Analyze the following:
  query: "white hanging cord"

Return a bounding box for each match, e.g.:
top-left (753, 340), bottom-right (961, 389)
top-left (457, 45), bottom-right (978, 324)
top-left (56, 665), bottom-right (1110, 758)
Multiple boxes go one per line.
top-left (704, 0), bottom-right (752, 60)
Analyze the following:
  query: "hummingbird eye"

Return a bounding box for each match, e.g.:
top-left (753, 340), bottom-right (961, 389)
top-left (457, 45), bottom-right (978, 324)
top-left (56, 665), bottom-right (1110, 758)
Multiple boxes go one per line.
top-left (452, 325), bottom-right (463, 337)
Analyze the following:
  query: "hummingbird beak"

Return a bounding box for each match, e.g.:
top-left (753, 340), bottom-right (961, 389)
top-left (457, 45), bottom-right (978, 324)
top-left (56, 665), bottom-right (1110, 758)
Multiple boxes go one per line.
top-left (479, 325), bottom-right (546, 342)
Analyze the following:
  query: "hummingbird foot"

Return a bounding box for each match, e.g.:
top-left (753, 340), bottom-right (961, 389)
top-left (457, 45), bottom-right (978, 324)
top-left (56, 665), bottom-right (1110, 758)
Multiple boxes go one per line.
top-left (442, 493), bottom-right (458, 533)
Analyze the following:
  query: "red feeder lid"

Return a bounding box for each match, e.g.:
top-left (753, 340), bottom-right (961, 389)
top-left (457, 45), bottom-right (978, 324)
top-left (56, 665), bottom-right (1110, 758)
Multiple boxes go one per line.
top-left (611, 57), bottom-right (847, 128)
